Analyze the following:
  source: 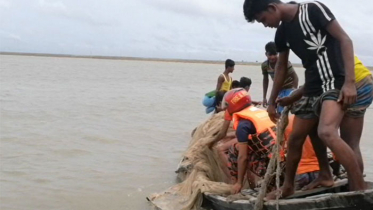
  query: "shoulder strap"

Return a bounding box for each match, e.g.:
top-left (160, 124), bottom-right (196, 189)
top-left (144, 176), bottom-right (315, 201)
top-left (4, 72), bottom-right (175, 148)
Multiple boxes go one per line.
top-left (221, 74), bottom-right (228, 82)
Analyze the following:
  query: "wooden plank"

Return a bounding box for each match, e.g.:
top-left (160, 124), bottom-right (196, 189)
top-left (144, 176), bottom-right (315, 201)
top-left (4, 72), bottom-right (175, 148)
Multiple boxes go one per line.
top-left (287, 179), bottom-right (348, 199)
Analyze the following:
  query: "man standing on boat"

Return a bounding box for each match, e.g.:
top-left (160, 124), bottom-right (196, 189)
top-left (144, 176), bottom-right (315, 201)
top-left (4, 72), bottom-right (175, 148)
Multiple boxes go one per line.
top-left (261, 41), bottom-right (299, 113)
top-left (243, 0), bottom-right (370, 198)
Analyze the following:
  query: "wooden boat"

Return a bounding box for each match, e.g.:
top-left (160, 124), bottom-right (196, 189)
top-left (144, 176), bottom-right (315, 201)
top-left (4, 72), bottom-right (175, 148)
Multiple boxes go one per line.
top-left (202, 180), bottom-right (373, 210)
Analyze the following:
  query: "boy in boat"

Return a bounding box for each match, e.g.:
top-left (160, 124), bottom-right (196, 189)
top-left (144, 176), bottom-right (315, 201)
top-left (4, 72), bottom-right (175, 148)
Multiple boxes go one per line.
top-left (232, 80), bottom-right (241, 89)
top-left (243, 0), bottom-right (369, 198)
top-left (216, 77), bottom-right (261, 114)
top-left (262, 41), bottom-right (299, 113)
top-left (209, 89), bottom-right (320, 193)
top-left (215, 59), bottom-right (235, 112)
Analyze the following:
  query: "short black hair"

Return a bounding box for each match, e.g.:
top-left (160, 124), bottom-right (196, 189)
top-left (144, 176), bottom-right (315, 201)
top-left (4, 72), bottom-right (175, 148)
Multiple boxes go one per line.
top-left (288, 1), bottom-right (298, 4)
top-left (265, 41), bottom-right (277, 55)
top-left (240, 77), bottom-right (252, 88)
top-left (231, 80), bottom-right (240, 89)
top-left (225, 59), bottom-right (235, 69)
top-left (243, 0), bottom-right (282, 23)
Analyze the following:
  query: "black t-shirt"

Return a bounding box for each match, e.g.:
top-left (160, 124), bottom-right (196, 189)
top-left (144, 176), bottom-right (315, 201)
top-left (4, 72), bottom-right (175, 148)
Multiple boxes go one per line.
top-left (275, 1), bottom-right (345, 96)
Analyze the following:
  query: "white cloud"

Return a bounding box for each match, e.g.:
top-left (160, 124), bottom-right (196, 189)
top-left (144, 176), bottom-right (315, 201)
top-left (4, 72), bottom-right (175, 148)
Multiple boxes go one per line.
top-left (0, 0), bottom-right (372, 65)
top-left (38, 0), bottom-right (66, 12)
top-left (0, 0), bottom-right (11, 9)
top-left (37, 0), bottom-right (117, 26)
top-left (0, 30), bottom-right (22, 42)
top-left (144, 0), bottom-right (240, 20)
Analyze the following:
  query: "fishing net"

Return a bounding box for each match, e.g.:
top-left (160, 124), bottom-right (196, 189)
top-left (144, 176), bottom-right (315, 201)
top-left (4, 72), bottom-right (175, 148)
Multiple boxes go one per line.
top-left (148, 112), bottom-right (235, 210)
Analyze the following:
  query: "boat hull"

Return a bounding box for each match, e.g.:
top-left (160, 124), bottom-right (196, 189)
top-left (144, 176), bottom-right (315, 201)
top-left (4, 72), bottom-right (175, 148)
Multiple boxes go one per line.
top-left (203, 181), bottom-right (373, 210)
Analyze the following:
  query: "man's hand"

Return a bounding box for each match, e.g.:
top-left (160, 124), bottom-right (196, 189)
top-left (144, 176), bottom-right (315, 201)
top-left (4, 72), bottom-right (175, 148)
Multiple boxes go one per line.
top-left (338, 82), bottom-right (357, 110)
top-left (267, 104), bottom-right (279, 123)
top-left (262, 98), bottom-right (268, 107)
top-left (231, 183), bottom-right (242, 194)
top-left (276, 95), bottom-right (296, 107)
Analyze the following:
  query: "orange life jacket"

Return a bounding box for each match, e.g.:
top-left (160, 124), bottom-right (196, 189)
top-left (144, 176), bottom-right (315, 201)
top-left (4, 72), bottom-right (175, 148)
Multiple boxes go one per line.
top-left (232, 109), bottom-right (320, 174)
top-left (285, 115), bottom-right (320, 174)
top-left (232, 106), bottom-right (278, 158)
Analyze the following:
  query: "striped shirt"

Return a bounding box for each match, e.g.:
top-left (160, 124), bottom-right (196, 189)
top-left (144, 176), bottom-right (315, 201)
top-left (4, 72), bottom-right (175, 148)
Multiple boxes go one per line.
top-left (261, 60), bottom-right (295, 89)
top-left (275, 1), bottom-right (345, 96)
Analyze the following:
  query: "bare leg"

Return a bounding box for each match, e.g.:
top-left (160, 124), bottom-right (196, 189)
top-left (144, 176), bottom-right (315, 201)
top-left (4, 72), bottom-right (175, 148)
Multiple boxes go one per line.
top-left (266, 116), bottom-right (318, 199)
top-left (317, 101), bottom-right (365, 191)
top-left (340, 115), bottom-right (364, 173)
top-left (302, 126), bottom-right (334, 190)
top-left (246, 170), bottom-right (259, 189)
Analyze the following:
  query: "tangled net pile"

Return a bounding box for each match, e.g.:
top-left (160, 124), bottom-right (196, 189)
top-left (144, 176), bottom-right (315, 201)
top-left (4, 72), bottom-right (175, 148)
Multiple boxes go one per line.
top-left (148, 112), bottom-right (235, 210)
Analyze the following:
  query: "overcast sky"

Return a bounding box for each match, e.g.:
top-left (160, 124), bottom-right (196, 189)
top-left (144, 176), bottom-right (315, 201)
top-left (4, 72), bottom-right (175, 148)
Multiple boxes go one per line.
top-left (1, 0), bottom-right (373, 65)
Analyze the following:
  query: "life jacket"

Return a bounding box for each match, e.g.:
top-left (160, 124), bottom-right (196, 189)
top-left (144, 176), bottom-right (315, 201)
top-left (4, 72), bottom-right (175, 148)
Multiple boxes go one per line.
top-left (232, 106), bottom-right (278, 158)
top-left (285, 115), bottom-right (320, 175)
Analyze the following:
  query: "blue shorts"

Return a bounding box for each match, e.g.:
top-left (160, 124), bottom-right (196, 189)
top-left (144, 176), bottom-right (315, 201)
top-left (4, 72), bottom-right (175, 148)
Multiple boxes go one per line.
top-left (292, 75), bottom-right (373, 119)
top-left (205, 106), bottom-right (215, 114)
top-left (202, 95), bottom-right (216, 107)
top-left (277, 88), bottom-right (294, 114)
top-left (203, 96), bottom-right (217, 114)
top-left (313, 75), bottom-right (373, 118)
top-left (347, 75), bottom-right (373, 117)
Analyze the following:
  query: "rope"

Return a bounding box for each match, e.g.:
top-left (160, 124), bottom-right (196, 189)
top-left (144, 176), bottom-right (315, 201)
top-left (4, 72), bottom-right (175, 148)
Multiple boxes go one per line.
top-left (254, 107), bottom-right (290, 210)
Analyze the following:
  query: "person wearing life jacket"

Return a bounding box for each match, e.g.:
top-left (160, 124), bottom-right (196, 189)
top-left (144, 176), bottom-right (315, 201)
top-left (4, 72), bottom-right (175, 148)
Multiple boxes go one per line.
top-left (209, 88), bottom-right (281, 193)
top-left (209, 88), bottom-right (322, 194)
top-left (215, 78), bottom-right (260, 181)
top-left (215, 59), bottom-right (235, 112)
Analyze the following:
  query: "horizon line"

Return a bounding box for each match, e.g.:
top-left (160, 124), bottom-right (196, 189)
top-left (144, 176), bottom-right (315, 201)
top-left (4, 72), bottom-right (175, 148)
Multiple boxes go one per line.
top-left (1, 51), bottom-right (372, 70)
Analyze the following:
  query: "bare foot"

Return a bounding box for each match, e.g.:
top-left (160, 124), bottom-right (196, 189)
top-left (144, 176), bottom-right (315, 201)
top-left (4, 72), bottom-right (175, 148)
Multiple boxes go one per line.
top-left (265, 186), bottom-right (294, 200)
top-left (302, 174), bottom-right (334, 191)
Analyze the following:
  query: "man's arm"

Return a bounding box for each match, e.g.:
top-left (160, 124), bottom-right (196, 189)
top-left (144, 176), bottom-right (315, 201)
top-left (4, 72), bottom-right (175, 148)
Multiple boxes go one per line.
top-left (277, 86), bottom-right (304, 107)
top-left (289, 86), bottom-right (303, 102)
top-left (216, 75), bottom-right (224, 91)
top-left (263, 74), bottom-right (269, 106)
top-left (267, 50), bottom-right (290, 122)
top-left (325, 20), bottom-right (356, 108)
top-left (310, 2), bottom-right (356, 108)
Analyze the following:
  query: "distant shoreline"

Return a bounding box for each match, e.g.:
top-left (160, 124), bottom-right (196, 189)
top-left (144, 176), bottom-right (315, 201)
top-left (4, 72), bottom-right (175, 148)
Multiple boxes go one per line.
top-left (1, 51), bottom-right (372, 70)
top-left (0, 51), bottom-right (288, 67)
